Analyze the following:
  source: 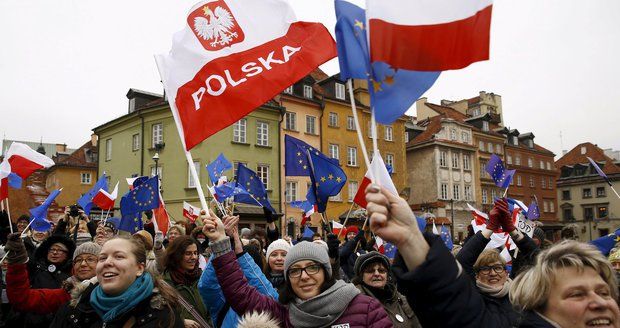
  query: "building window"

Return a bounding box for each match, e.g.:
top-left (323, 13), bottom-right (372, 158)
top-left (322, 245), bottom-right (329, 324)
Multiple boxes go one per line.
top-left (80, 172), bottom-right (92, 185)
top-left (347, 147), bottom-right (357, 166)
top-left (452, 153), bottom-right (460, 168)
top-left (546, 162), bottom-right (552, 170)
top-left (563, 208), bottom-right (573, 221)
top-left (527, 158), bottom-right (533, 168)
top-left (335, 83), bottom-right (345, 100)
top-left (105, 139), bottom-right (112, 161)
top-left (463, 154), bottom-right (471, 170)
top-left (328, 112), bottom-right (338, 127)
top-left (405, 132), bottom-right (409, 143)
top-left (506, 154), bottom-right (512, 165)
top-left (233, 119), bottom-right (247, 143)
top-left (152, 123), bottom-right (163, 147)
top-left (512, 136), bottom-right (519, 145)
top-left (329, 144), bottom-right (339, 160)
top-left (257, 165), bottom-right (269, 189)
top-left (385, 126), bottom-right (393, 141)
top-left (306, 115), bottom-right (317, 134)
top-left (303, 85), bottom-right (313, 98)
top-left (256, 121), bottom-right (269, 146)
top-left (132, 134), bottom-right (140, 151)
top-left (487, 142), bottom-right (493, 153)
top-left (542, 201), bottom-right (548, 213)
top-left (347, 116), bottom-right (355, 130)
top-left (479, 141), bottom-right (485, 151)
top-left (527, 139), bottom-right (534, 148)
top-left (496, 144), bottom-right (503, 154)
top-left (188, 161), bottom-right (200, 188)
top-left (284, 85), bottom-right (293, 94)
top-left (482, 121), bottom-right (489, 132)
top-left (597, 187), bottom-right (606, 197)
top-left (539, 160), bottom-right (544, 170)
top-left (285, 112), bottom-right (296, 130)
top-left (441, 184), bottom-right (449, 200)
top-left (285, 182), bottom-right (298, 202)
top-left (348, 181), bottom-right (358, 202)
top-left (598, 206), bottom-right (608, 218)
top-left (439, 151), bottom-right (448, 167)
top-left (453, 185), bottom-right (460, 200)
top-left (482, 189), bottom-right (488, 204)
top-left (584, 207), bottom-right (594, 221)
top-left (367, 121), bottom-right (376, 138)
top-left (517, 175), bottom-right (522, 186)
top-left (464, 185), bottom-right (472, 201)
top-left (329, 192), bottom-right (342, 202)
top-left (562, 190), bottom-right (571, 200)
top-left (529, 176), bottom-right (534, 188)
top-left (548, 177), bottom-right (553, 189)
top-left (386, 154), bottom-right (394, 168)
top-left (480, 160), bottom-right (488, 177)
top-left (583, 188), bottom-right (592, 198)
top-left (550, 201), bottom-right (555, 213)
top-left (515, 156), bottom-right (521, 166)
top-left (450, 129), bottom-right (457, 141)
top-left (461, 132), bottom-right (470, 143)
top-left (491, 189), bottom-right (497, 200)
top-left (541, 177), bottom-right (546, 189)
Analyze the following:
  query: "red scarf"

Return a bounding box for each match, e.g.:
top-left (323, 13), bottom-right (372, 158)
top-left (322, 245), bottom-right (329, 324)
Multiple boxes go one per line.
top-left (170, 264), bottom-right (202, 286)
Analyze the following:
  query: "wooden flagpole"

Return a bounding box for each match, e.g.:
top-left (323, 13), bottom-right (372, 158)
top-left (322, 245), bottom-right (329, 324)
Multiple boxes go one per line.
top-left (338, 202), bottom-right (356, 239)
top-left (6, 199), bottom-right (13, 234)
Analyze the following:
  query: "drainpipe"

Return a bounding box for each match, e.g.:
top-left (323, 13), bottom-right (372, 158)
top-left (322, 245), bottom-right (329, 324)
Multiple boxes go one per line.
top-left (139, 113), bottom-right (145, 176)
top-left (277, 100), bottom-right (285, 233)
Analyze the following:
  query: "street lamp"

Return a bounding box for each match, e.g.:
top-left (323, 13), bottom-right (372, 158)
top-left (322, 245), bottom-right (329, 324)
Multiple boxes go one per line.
top-left (152, 152), bottom-right (160, 177)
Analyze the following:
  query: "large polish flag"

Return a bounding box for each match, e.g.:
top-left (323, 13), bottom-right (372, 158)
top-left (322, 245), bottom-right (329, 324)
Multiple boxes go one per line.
top-left (353, 152), bottom-right (397, 208)
top-left (153, 192), bottom-right (171, 236)
top-left (367, 0), bottom-right (493, 71)
top-left (156, 0), bottom-right (337, 150)
top-left (3, 142), bottom-right (55, 180)
top-left (92, 182), bottom-right (119, 211)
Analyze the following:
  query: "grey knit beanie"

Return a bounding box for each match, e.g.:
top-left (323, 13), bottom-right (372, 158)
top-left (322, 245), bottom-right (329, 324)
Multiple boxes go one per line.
top-left (284, 241), bottom-right (331, 280)
top-left (353, 251), bottom-right (389, 277)
top-left (73, 242), bottom-right (102, 261)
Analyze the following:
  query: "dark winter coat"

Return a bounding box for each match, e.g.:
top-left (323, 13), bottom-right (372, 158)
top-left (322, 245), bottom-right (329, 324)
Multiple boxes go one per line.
top-left (162, 270), bottom-right (210, 323)
top-left (213, 250), bottom-right (393, 328)
top-left (339, 232), bottom-right (366, 279)
top-left (50, 283), bottom-right (184, 328)
top-left (356, 284), bottom-right (421, 328)
top-left (517, 311), bottom-right (557, 328)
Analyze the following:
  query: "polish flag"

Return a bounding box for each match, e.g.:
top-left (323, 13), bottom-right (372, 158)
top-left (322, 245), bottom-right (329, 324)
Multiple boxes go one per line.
top-left (332, 220), bottom-right (344, 236)
top-left (155, 0), bottom-right (337, 150)
top-left (153, 192), bottom-right (170, 236)
top-left (367, 0), bottom-right (493, 71)
top-left (467, 203), bottom-right (488, 226)
top-left (92, 182), bottom-right (119, 210)
top-left (183, 201), bottom-right (201, 223)
top-left (0, 161), bottom-right (11, 201)
top-left (300, 204), bottom-right (316, 227)
top-left (353, 152), bottom-right (397, 208)
top-left (375, 236), bottom-right (385, 254)
top-left (2, 142), bottom-right (55, 180)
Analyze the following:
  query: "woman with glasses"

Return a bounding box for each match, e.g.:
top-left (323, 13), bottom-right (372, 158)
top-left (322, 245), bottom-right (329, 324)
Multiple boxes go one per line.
top-left (352, 252), bottom-right (421, 328)
top-left (202, 211), bottom-right (393, 328)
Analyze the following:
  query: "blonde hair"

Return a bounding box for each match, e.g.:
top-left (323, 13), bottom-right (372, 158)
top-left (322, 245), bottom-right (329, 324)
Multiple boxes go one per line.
top-left (473, 248), bottom-right (506, 272)
top-left (510, 240), bottom-right (618, 312)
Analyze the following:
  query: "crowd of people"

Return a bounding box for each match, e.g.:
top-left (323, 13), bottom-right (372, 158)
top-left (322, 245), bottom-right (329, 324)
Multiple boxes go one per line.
top-left (0, 185), bottom-right (618, 327)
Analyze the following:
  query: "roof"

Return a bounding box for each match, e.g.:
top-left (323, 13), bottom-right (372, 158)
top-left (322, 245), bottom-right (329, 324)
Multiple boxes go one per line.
top-left (425, 103), bottom-right (469, 121)
top-left (555, 142), bottom-right (620, 175)
top-left (51, 140), bottom-right (98, 169)
top-left (408, 116), bottom-right (442, 146)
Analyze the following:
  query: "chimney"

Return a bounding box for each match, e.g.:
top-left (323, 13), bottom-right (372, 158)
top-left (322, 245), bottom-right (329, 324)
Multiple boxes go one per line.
top-left (91, 133), bottom-right (98, 147)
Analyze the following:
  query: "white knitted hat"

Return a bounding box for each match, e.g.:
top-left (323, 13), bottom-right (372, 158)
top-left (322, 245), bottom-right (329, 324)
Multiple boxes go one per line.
top-left (266, 239), bottom-right (291, 259)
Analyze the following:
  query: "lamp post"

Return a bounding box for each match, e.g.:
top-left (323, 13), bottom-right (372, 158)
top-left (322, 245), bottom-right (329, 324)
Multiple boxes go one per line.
top-left (152, 152), bottom-right (160, 177)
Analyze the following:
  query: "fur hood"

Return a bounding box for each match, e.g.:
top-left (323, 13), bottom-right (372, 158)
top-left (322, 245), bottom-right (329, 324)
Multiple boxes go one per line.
top-left (237, 311), bottom-right (281, 328)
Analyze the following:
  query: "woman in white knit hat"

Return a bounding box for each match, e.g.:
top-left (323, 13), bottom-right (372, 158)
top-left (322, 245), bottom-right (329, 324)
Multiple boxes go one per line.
top-left (264, 239), bottom-right (291, 291)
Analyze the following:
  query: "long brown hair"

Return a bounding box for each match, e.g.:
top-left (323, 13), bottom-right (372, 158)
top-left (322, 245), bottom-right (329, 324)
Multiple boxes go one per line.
top-left (162, 235), bottom-right (200, 272)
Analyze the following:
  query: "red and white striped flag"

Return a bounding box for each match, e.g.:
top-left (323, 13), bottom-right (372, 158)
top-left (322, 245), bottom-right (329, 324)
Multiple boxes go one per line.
top-left (353, 153), bottom-right (397, 208)
top-left (153, 192), bottom-right (171, 236)
top-left (92, 182), bottom-right (119, 210)
top-left (183, 201), bottom-right (201, 223)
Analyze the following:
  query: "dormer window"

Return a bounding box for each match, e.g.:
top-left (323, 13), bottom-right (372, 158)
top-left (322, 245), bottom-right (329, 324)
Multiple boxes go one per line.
top-left (303, 85), bottom-right (313, 99)
top-left (527, 139), bottom-right (534, 148)
top-left (284, 85), bottom-right (293, 94)
top-left (482, 121), bottom-right (489, 132)
top-left (335, 83), bottom-right (345, 100)
top-left (472, 108), bottom-right (481, 116)
top-left (512, 136), bottom-right (518, 145)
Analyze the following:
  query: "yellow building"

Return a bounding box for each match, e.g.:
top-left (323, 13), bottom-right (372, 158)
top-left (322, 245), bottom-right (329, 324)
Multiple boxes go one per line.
top-left (317, 76), bottom-right (408, 223)
top-left (45, 136), bottom-right (99, 213)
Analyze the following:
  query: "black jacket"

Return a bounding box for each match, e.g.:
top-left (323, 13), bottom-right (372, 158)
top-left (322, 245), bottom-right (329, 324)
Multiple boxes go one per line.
top-left (518, 311), bottom-right (556, 328)
top-left (392, 232), bottom-right (522, 328)
top-left (50, 283), bottom-right (184, 328)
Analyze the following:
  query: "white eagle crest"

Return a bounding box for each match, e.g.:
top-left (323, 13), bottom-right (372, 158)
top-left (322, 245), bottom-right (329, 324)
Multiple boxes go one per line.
top-left (193, 6), bottom-right (239, 47)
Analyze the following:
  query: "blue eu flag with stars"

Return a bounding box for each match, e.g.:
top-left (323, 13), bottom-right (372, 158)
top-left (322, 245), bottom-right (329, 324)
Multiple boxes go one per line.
top-left (215, 181), bottom-right (249, 200)
top-left (119, 176), bottom-right (159, 233)
top-left (234, 164), bottom-right (276, 213)
top-left (285, 135), bottom-right (316, 176)
top-left (206, 153), bottom-right (233, 185)
top-left (307, 149), bottom-right (347, 213)
top-left (77, 173), bottom-right (108, 215)
top-left (486, 154), bottom-right (516, 189)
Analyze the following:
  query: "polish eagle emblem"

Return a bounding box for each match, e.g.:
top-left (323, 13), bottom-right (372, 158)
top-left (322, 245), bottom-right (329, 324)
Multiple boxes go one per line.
top-left (193, 5), bottom-right (240, 48)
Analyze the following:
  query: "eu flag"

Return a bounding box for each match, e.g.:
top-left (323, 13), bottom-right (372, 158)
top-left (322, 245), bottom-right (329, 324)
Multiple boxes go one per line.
top-left (306, 149), bottom-right (347, 213)
top-left (29, 189), bottom-right (61, 232)
top-left (590, 228), bottom-right (620, 256)
top-left (486, 155), bottom-right (516, 188)
top-left (285, 135), bottom-right (315, 176)
top-left (206, 153), bottom-right (233, 184)
top-left (77, 173), bottom-right (108, 215)
top-left (234, 164), bottom-right (276, 213)
top-left (440, 225), bottom-right (454, 250)
top-left (120, 176), bottom-right (159, 216)
top-left (215, 181), bottom-right (249, 200)
top-left (334, 0), bottom-right (440, 125)
top-left (527, 201), bottom-right (540, 220)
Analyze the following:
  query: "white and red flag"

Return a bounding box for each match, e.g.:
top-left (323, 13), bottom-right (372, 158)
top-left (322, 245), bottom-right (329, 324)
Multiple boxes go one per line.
top-left (0, 142), bottom-right (55, 200)
top-left (153, 192), bottom-right (171, 236)
top-left (183, 201), bottom-right (201, 223)
top-left (92, 182), bottom-right (119, 211)
top-left (367, 0), bottom-right (492, 71)
top-left (332, 220), bottom-right (344, 236)
top-left (353, 152), bottom-right (397, 208)
top-left (155, 0), bottom-right (337, 150)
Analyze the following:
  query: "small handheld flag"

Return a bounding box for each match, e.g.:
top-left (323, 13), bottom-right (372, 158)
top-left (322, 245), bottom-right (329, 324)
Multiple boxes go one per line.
top-left (206, 153), bottom-right (233, 185)
top-left (486, 154), bottom-right (515, 189)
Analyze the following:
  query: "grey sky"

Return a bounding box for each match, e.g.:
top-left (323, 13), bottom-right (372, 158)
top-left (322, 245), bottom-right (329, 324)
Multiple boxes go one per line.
top-left (1, 0), bottom-right (618, 158)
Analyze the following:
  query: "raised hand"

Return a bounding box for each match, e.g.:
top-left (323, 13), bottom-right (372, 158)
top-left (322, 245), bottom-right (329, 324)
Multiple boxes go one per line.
top-left (365, 184), bottom-right (418, 247)
top-left (201, 209), bottom-right (226, 242)
top-left (223, 215), bottom-right (240, 237)
top-left (487, 199), bottom-right (507, 232)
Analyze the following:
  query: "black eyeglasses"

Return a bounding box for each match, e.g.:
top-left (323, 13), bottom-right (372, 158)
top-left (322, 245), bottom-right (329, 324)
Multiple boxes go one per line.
top-left (477, 265), bottom-right (505, 275)
top-left (288, 264), bottom-right (322, 278)
top-left (49, 248), bottom-right (68, 254)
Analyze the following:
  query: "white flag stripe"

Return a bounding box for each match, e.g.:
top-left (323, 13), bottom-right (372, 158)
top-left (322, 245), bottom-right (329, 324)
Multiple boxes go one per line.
top-left (366, 0), bottom-right (492, 26)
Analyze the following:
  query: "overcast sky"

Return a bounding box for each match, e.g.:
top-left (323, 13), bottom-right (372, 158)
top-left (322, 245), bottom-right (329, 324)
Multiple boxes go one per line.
top-left (1, 0), bottom-right (618, 159)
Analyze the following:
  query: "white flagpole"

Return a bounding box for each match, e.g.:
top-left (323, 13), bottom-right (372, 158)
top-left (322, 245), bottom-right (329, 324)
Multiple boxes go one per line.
top-left (610, 185), bottom-right (620, 200)
top-left (0, 217), bottom-right (35, 264)
top-left (338, 202), bottom-right (356, 239)
top-left (347, 80), bottom-right (374, 181)
top-left (6, 199), bottom-right (13, 234)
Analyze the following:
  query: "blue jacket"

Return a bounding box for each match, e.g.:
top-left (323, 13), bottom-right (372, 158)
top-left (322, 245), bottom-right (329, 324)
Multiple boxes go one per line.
top-left (199, 252), bottom-right (279, 328)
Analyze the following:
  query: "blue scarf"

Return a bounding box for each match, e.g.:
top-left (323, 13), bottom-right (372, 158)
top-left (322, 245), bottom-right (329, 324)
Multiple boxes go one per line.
top-left (90, 272), bottom-right (154, 323)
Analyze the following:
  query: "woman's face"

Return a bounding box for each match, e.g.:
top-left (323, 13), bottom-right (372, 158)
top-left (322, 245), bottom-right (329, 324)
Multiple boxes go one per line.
top-left (47, 243), bottom-right (69, 264)
top-left (181, 244), bottom-right (199, 271)
top-left (268, 250), bottom-right (287, 273)
top-left (16, 220), bottom-right (28, 233)
top-left (362, 262), bottom-right (388, 289)
top-left (97, 239), bottom-right (144, 296)
top-left (475, 261), bottom-right (508, 288)
top-left (542, 267), bottom-right (620, 328)
top-left (288, 260), bottom-right (325, 301)
top-left (32, 231), bottom-right (48, 242)
top-left (168, 229), bottom-right (181, 242)
top-left (73, 253), bottom-right (98, 281)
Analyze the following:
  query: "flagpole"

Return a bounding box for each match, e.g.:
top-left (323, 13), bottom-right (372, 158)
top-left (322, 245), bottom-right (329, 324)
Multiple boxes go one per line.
top-left (347, 80), bottom-right (374, 180)
top-left (338, 202), bottom-right (356, 239)
top-left (320, 213), bottom-right (332, 233)
top-left (0, 218), bottom-right (35, 265)
top-left (6, 199), bottom-right (13, 234)
top-left (610, 185), bottom-right (620, 200)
